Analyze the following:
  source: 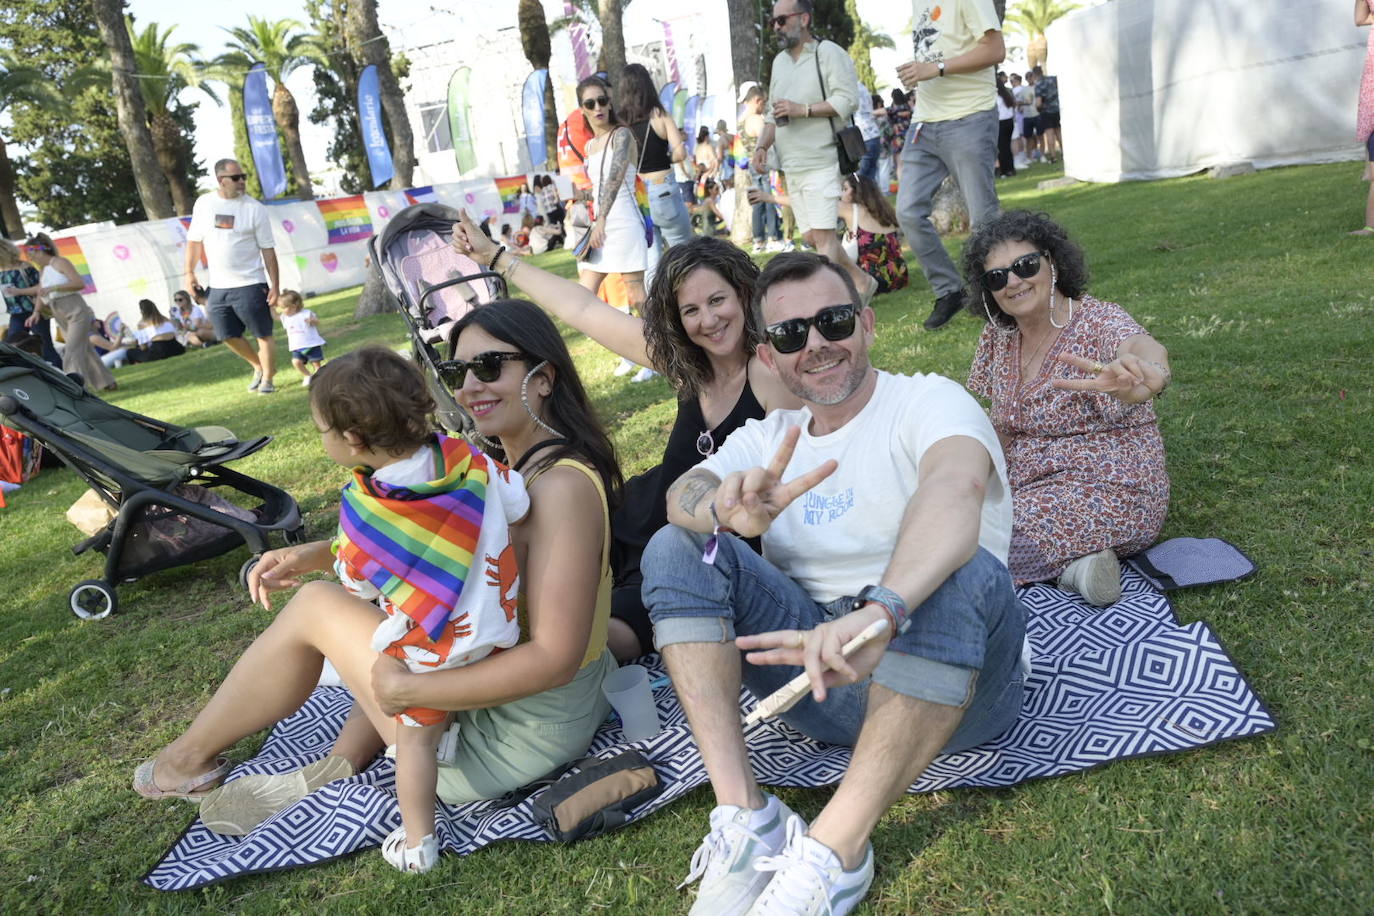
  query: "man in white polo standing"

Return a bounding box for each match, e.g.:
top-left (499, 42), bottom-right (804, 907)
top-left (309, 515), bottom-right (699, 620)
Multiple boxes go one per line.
top-left (185, 159), bottom-right (280, 393)
top-left (751, 0), bottom-right (877, 302)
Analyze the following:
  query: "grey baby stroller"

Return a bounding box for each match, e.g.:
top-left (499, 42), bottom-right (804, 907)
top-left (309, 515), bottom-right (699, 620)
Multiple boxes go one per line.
top-left (369, 202), bottom-right (507, 434)
top-left (0, 342), bottom-right (305, 619)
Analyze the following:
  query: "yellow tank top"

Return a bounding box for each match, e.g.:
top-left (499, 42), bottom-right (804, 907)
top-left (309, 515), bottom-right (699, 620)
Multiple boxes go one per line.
top-left (517, 457), bottom-right (612, 669)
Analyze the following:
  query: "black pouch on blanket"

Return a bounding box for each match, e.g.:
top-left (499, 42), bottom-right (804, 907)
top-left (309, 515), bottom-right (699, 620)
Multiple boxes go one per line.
top-left (528, 751), bottom-right (663, 843)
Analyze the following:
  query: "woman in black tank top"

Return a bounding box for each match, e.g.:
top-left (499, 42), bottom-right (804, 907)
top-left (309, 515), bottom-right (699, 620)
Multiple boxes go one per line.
top-left (617, 63), bottom-right (695, 249)
top-left (454, 215), bottom-right (800, 659)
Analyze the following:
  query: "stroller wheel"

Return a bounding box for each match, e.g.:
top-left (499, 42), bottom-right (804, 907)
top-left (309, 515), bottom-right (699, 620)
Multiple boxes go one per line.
top-left (70, 580), bottom-right (117, 620)
top-left (239, 556), bottom-right (261, 592)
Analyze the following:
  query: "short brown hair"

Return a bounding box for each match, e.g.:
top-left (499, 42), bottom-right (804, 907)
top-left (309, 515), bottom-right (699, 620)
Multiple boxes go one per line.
top-left (752, 251), bottom-right (860, 328)
top-left (278, 289), bottom-right (304, 309)
top-left (309, 347), bottom-right (435, 456)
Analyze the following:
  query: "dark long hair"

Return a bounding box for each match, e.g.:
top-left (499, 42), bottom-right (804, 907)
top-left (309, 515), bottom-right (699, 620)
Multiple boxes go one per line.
top-left (961, 210), bottom-right (1090, 329)
top-left (842, 174), bottom-right (898, 228)
top-left (616, 63), bottom-right (664, 124)
top-left (576, 75), bottom-right (622, 129)
top-left (643, 237), bottom-right (763, 398)
top-left (451, 300), bottom-right (622, 506)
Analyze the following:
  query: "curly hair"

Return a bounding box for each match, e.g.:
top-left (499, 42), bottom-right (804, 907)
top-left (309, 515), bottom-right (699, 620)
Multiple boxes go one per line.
top-left (642, 237), bottom-right (763, 398)
top-left (310, 347), bottom-right (436, 458)
top-left (961, 209), bottom-right (1090, 329)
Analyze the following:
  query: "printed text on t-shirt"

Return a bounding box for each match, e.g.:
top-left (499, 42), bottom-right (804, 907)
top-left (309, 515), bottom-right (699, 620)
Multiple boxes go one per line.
top-left (801, 488), bottom-right (856, 525)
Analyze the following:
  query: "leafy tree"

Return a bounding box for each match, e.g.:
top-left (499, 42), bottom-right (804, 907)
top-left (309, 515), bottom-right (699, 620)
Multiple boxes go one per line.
top-left (90, 0), bottom-right (176, 218)
top-left (1005, 0), bottom-right (1079, 69)
top-left (518, 0), bottom-right (559, 169)
top-left (345, 0), bottom-right (415, 189)
top-left (845, 0), bottom-right (894, 91)
top-left (223, 17), bottom-right (322, 199)
top-left (760, 0), bottom-right (854, 91)
top-left (304, 0), bottom-right (366, 195)
top-left (0, 0), bottom-right (146, 229)
top-left (0, 50), bottom-right (61, 238)
top-left (126, 17), bottom-right (212, 215)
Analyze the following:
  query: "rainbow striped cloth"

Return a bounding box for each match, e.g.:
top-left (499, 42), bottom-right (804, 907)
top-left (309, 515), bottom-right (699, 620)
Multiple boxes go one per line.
top-left (335, 436), bottom-right (489, 642)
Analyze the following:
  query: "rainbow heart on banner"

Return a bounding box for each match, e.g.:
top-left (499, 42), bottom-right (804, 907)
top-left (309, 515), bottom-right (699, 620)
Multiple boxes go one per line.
top-left (317, 195), bottom-right (374, 245)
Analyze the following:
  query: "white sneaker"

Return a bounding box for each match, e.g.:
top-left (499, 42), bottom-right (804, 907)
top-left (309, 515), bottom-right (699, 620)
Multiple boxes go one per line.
top-left (380, 825), bottom-right (439, 874)
top-left (752, 242), bottom-right (765, 254)
top-left (681, 795), bottom-right (798, 916)
top-left (613, 358), bottom-right (637, 377)
top-left (1058, 547), bottom-right (1122, 607)
top-left (246, 369), bottom-right (263, 392)
top-left (301, 376), bottom-right (311, 387)
top-left (747, 816), bottom-right (874, 916)
top-left (765, 240), bottom-right (786, 253)
top-left (631, 367), bottom-right (656, 383)
top-left (779, 241), bottom-right (796, 252)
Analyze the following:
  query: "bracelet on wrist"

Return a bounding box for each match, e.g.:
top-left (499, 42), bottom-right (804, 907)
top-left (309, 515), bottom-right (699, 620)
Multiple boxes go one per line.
top-left (702, 500), bottom-right (736, 564)
top-left (854, 584), bottom-right (909, 635)
top-left (487, 245), bottom-right (506, 270)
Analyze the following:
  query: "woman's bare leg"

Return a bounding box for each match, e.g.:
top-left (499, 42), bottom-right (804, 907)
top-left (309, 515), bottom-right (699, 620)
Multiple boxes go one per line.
top-left (150, 581), bottom-right (399, 789)
top-left (577, 268), bottom-right (606, 296)
top-left (624, 272), bottom-right (646, 318)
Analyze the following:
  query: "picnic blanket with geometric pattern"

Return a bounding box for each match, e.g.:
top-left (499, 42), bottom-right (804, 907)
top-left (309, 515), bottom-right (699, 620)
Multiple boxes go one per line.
top-left (144, 569), bottom-right (1275, 890)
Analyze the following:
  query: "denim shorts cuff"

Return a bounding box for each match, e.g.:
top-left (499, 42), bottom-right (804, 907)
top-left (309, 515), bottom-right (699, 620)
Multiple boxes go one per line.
top-left (873, 651), bottom-right (977, 708)
top-left (652, 615), bottom-right (736, 651)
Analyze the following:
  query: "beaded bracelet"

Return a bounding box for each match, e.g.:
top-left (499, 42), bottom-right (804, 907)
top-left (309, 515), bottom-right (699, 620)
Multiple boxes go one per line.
top-left (487, 245), bottom-right (506, 270)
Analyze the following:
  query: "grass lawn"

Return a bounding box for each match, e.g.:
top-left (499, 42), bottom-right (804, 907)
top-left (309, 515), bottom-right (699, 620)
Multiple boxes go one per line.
top-left (1, 161), bottom-right (1370, 913)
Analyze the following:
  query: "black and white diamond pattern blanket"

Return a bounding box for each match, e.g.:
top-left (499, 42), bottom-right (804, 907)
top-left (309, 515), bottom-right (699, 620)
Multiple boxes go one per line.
top-left (144, 570), bottom-right (1274, 890)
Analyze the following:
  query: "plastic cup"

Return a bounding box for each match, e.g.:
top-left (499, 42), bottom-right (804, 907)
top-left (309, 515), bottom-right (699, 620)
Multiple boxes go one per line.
top-left (602, 664), bottom-right (661, 742)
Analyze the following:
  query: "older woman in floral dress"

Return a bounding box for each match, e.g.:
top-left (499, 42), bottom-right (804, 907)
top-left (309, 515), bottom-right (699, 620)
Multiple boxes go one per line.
top-left (962, 210), bottom-right (1171, 606)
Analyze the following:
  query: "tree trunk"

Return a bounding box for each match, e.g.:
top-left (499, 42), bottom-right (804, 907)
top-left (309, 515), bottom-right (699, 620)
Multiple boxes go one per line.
top-left (89, 0), bottom-right (175, 219)
top-left (729, 0), bottom-right (762, 93)
top-left (598, 0), bottom-right (626, 84)
top-left (0, 136), bottom-right (24, 239)
top-left (272, 84), bottom-right (315, 199)
top-left (355, 260), bottom-right (398, 317)
top-left (1027, 34), bottom-right (1047, 70)
top-left (347, 0), bottom-right (416, 189)
top-left (149, 111), bottom-right (196, 216)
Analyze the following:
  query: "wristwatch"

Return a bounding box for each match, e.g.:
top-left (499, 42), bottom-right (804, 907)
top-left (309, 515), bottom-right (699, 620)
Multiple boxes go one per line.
top-left (854, 584), bottom-right (909, 635)
top-left (937, 61), bottom-right (946, 78)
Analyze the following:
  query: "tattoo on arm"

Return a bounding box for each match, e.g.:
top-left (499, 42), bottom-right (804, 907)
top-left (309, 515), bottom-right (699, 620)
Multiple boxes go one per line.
top-left (597, 128), bottom-right (632, 219)
top-left (675, 471), bottom-right (719, 517)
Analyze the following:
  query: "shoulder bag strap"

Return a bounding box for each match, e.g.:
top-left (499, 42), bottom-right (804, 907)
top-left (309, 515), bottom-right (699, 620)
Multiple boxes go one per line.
top-left (811, 40), bottom-right (857, 135)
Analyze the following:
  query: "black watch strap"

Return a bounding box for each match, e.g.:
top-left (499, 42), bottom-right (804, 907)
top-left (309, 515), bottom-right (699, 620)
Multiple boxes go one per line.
top-left (855, 584), bottom-right (909, 635)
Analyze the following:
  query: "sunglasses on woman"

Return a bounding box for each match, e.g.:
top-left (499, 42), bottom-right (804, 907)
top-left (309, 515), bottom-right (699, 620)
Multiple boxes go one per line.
top-left (438, 350), bottom-right (525, 388)
top-left (765, 303), bottom-right (857, 354)
top-left (581, 96), bottom-right (611, 111)
top-left (982, 251), bottom-right (1048, 291)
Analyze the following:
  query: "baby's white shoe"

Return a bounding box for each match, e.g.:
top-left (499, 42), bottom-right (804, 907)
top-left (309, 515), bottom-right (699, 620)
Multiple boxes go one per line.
top-left (381, 825), bottom-right (439, 874)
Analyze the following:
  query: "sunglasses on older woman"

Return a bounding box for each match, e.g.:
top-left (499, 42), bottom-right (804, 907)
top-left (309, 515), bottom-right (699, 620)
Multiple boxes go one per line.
top-left (764, 304), bottom-right (857, 354)
top-left (981, 251), bottom-right (1048, 291)
top-left (437, 350), bottom-right (525, 388)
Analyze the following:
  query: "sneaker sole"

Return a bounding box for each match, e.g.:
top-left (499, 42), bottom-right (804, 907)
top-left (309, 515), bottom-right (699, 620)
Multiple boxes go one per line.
top-left (199, 756), bottom-right (353, 836)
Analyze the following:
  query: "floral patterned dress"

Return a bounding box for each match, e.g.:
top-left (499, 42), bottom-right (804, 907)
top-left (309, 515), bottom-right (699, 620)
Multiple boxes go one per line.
top-left (855, 226), bottom-right (909, 294)
top-left (886, 101), bottom-right (913, 157)
top-left (967, 295), bottom-right (1169, 584)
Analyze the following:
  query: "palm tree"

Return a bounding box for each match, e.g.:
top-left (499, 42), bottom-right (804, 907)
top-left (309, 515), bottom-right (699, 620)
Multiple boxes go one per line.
top-left (598, 0), bottom-right (626, 83)
top-left (518, 0), bottom-right (559, 169)
top-left (0, 52), bottom-right (64, 238)
top-left (126, 18), bottom-right (216, 216)
top-left (846, 0), bottom-right (895, 91)
top-left (223, 17), bottom-right (320, 199)
top-left (1005, 0), bottom-right (1080, 70)
top-left (344, 0), bottom-right (415, 189)
top-left (201, 51), bottom-right (263, 200)
top-left (90, 0), bottom-right (176, 219)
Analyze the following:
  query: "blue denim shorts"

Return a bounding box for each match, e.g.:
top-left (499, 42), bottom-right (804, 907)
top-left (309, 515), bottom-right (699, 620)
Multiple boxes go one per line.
top-left (642, 525), bottom-right (1026, 752)
top-left (291, 345), bottom-right (324, 362)
top-left (207, 283), bottom-right (273, 340)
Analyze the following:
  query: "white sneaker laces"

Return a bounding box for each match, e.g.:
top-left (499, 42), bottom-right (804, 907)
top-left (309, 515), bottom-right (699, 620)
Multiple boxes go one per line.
top-left (677, 817), bottom-right (767, 890)
top-left (750, 820), bottom-right (835, 915)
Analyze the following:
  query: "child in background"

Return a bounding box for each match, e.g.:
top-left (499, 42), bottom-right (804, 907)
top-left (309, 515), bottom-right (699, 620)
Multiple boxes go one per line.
top-left (318, 347), bottom-right (527, 873)
top-left (276, 290), bottom-right (326, 386)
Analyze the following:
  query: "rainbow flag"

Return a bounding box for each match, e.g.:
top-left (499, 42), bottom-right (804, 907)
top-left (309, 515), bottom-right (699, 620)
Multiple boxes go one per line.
top-left (632, 178), bottom-right (656, 246)
top-left (317, 195), bottom-right (374, 245)
top-left (52, 236), bottom-right (96, 294)
top-left (728, 135), bottom-right (747, 172)
top-left (494, 176), bottom-right (526, 214)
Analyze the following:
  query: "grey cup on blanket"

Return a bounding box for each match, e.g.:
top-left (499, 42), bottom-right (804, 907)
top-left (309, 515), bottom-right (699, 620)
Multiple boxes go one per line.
top-left (144, 569), bottom-right (1276, 891)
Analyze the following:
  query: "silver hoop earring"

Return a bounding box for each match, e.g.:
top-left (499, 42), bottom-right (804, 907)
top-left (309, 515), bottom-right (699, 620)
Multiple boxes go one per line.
top-left (982, 291), bottom-right (1003, 330)
top-left (468, 427), bottom-right (502, 453)
top-left (1047, 264), bottom-right (1066, 329)
top-left (521, 361), bottom-right (565, 439)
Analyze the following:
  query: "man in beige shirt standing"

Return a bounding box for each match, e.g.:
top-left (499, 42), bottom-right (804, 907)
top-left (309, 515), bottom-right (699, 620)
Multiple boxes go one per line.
top-left (751, 0), bottom-right (877, 302)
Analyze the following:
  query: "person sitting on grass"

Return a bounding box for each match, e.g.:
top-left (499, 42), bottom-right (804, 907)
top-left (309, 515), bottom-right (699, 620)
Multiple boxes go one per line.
top-left (275, 290), bottom-right (327, 386)
top-left (962, 210), bottom-right (1171, 606)
top-left (840, 173), bottom-right (909, 296)
top-left (132, 306), bottom-right (622, 879)
top-left (133, 299), bottom-right (186, 362)
top-left (170, 289), bottom-right (216, 347)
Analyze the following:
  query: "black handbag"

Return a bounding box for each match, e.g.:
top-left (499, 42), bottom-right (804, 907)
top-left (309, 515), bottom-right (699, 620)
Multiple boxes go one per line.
top-left (814, 41), bottom-right (867, 175)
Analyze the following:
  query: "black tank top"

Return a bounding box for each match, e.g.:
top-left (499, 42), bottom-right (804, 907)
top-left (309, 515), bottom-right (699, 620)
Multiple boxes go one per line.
top-left (630, 119), bottom-right (674, 173)
top-left (612, 378), bottom-right (766, 549)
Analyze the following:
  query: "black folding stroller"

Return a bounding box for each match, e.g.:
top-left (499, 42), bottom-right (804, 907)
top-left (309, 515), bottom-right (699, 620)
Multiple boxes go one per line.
top-left (0, 342), bottom-right (305, 619)
top-left (369, 203), bottom-right (507, 434)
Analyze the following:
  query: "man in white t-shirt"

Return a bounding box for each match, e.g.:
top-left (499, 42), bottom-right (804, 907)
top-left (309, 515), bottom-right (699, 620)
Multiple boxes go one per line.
top-left (184, 159), bottom-right (281, 394)
top-left (896, 0), bottom-right (1006, 331)
top-left (642, 252), bottom-right (1026, 916)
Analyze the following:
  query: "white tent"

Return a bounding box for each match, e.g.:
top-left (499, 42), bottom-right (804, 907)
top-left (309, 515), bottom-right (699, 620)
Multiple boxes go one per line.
top-left (1051, 0), bottom-right (1368, 183)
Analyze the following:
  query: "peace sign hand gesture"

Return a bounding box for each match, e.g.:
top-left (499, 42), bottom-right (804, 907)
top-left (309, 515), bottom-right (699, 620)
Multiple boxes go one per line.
top-left (1052, 352), bottom-right (1168, 404)
top-left (714, 426), bottom-right (837, 538)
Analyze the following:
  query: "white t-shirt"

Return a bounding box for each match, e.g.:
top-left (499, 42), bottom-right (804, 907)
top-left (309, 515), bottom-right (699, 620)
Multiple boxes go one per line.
top-left (698, 370), bottom-right (1012, 604)
top-left (186, 192), bottom-right (275, 289)
top-left (280, 308), bottom-right (326, 351)
top-left (1014, 84), bottom-right (1036, 118)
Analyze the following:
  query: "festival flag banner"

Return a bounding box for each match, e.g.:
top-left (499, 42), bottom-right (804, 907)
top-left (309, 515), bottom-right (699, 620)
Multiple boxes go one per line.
top-left (317, 195), bottom-right (374, 245)
top-left (565, 1), bottom-right (593, 80)
top-left (357, 64), bottom-right (395, 189)
top-left (52, 236), bottom-right (96, 294)
top-left (659, 81), bottom-right (678, 117)
top-left (405, 186), bottom-right (438, 205)
top-left (662, 21), bottom-right (682, 84)
top-left (672, 88), bottom-right (689, 126)
top-left (522, 70), bottom-right (549, 168)
top-left (243, 63), bottom-right (288, 199)
top-left (684, 95), bottom-right (703, 148)
top-left (447, 67), bottom-right (477, 174)
top-left (493, 176), bottom-right (526, 214)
